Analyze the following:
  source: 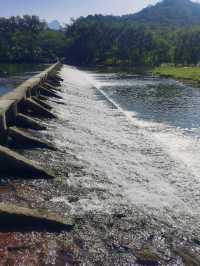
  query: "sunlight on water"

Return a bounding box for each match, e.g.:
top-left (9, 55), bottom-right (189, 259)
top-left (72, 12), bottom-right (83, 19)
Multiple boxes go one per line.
top-left (0, 64), bottom-right (47, 96)
top-left (51, 65), bottom-right (200, 235)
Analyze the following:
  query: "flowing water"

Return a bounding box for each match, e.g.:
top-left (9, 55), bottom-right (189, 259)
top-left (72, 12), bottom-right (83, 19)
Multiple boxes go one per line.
top-left (55, 65), bottom-right (200, 228)
top-left (2, 64), bottom-right (200, 265)
top-left (47, 65), bottom-right (200, 264)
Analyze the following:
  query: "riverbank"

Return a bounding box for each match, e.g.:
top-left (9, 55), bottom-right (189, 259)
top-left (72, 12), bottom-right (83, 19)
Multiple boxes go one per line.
top-left (0, 63), bottom-right (47, 78)
top-left (153, 65), bottom-right (200, 85)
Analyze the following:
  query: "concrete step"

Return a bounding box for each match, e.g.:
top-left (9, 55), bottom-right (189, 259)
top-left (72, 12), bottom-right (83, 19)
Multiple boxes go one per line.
top-left (24, 98), bottom-right (57, 119)
top-left (38, 86), bottom-right (62, 99)
top-left (16, 113), bottom-right (47, 131)
top-left (0, 145), bottom-right (55, 179)
top-left (8, 127), bottom-right (56, 150)
top-left (0, 203), bottom-right (74, 231)
top-left (32, 96), bottom-right (53, 110)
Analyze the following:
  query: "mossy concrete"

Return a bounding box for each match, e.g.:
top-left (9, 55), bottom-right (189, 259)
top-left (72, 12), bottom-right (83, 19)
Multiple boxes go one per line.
top-left (16, 113), bottom-right (47, 131)
top-left (8, 127), bottom-right (56, 150)
top-left (32, 96), bottom-right (52, 110)
top-left (0, 145), bottom-right (55, 179)
top-left (24, 98), bottom-right (57, 119)
top-left (38, 85), bottom-right (62, 99)
top-left (0, 62), bottom-right (61, 179)
top-left (44, 82), bottom-right (61, 92)
top-left (0, 203), bottom-right (74, 231)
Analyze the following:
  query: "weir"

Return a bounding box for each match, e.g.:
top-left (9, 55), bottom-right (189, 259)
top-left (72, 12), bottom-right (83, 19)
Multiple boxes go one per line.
top-left (0, 62), bottom-right (62, 178)
top-left (0, 62), bottom-right (75, 229)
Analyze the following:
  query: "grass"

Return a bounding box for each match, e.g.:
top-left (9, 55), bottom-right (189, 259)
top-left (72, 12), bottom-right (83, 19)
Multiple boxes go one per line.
top-left (153, 65), bottom-right (200, 83)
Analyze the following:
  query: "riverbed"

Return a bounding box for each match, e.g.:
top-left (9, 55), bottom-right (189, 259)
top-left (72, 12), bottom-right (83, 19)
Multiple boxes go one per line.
top-left (1, 64), bottom-right (200, 265)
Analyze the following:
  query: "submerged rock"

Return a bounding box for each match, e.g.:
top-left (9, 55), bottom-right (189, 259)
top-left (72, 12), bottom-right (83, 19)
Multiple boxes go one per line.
top-left (0, 202), bottom-right (74, 232)
top-left (135, 249), bottom-right (160, 266)
top-left (0, 145), bottom-right (55, 179)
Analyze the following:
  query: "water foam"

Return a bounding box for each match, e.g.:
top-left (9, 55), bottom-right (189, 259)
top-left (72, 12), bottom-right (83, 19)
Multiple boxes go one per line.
top-left (52, 65), bottom-right (200, 233)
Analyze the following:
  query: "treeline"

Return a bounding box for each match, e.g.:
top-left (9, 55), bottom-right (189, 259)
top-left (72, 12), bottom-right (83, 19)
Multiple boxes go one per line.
top-left (1, 15), bottom-right (200, 67)
top-left (65, 16), bottom-right (171, 66)
top-left (0, 15), bottom-right (67, 63)
top-left (64, 0), bottom-right (200, 67)
top-left (64, 15), bottom-right (200, 67)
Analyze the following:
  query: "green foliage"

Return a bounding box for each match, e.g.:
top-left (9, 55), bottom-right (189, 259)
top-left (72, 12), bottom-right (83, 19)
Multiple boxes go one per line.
top-left (38, 30), bottom-right (68, 62)
top-left (153, 66), bottom-right (200, 82)
top-left (63, 0), bottom-right (200, 67)
top-left (123, 0), bottom-right (200, 27)
top-left (0, 15), bottom-right (66, 63)
top-left (1, 0), bottom-right (200, 67)
top-left (174, 28), bottom-right (200, 65)
top-left (64, 16), bottom-right (171, 67)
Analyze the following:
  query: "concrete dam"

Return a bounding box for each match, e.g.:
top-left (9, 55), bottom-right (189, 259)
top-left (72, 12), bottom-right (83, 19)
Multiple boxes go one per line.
top-left (0, 63), bottom-right (200, 265)
top-left (0, 62), bottom-right (73, 229)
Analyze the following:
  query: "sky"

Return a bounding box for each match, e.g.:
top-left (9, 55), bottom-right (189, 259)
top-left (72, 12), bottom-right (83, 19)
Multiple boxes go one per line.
top-left (0, 0), bottom-right (160, 23)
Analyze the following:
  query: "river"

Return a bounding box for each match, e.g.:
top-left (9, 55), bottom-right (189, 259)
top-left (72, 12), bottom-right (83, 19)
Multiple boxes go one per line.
top-left (58, 65), bottom-right (200, 225)
top-left (1, 64), bottom-right (200, 265)
top-left (0, 63), bottom-right (47, 96)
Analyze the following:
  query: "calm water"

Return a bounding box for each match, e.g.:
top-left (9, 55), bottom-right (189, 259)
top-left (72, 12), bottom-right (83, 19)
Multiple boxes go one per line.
top-left (90, 72), bottom-right (200, 132)
top-left (0, 63), bottom-right (47, 96)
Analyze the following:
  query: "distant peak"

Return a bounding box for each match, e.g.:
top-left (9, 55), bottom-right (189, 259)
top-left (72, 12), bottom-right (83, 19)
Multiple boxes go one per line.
top-left (48, 20), bottom-right (61, 30)
top-left (159, 0), bottom-right (196, 5)
top-left (163, 0), bottom-right (188, 2)
top-left (122, 0), bottom-right (200, 27)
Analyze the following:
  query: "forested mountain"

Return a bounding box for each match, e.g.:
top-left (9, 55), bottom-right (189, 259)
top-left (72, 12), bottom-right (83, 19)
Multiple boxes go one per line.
top-left (64, 16), bottom-right (171, 66)
top-left (64, 0), bottom-right (200, 66)
top-left (0, 0), bottom-right (200, 66)
top-left (124, 0), bottom-right (200, 27)
top-left (48, 20), bottom-right (61, 30)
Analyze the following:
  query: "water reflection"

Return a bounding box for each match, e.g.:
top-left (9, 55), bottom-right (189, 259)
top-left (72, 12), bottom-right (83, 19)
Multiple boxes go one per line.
top-left (0, 63), bottom-right (47, 96)
top-left (89, 71), bottom-right (200, 131)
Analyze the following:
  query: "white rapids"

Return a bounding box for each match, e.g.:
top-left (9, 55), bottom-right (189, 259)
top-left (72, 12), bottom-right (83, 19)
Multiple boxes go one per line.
top-left (50, 65), bottom-right (200, 235)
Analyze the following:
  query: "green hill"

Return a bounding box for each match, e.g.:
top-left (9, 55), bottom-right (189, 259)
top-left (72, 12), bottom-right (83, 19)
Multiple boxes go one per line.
top-left (123, 0), bottom-right (200, 27)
